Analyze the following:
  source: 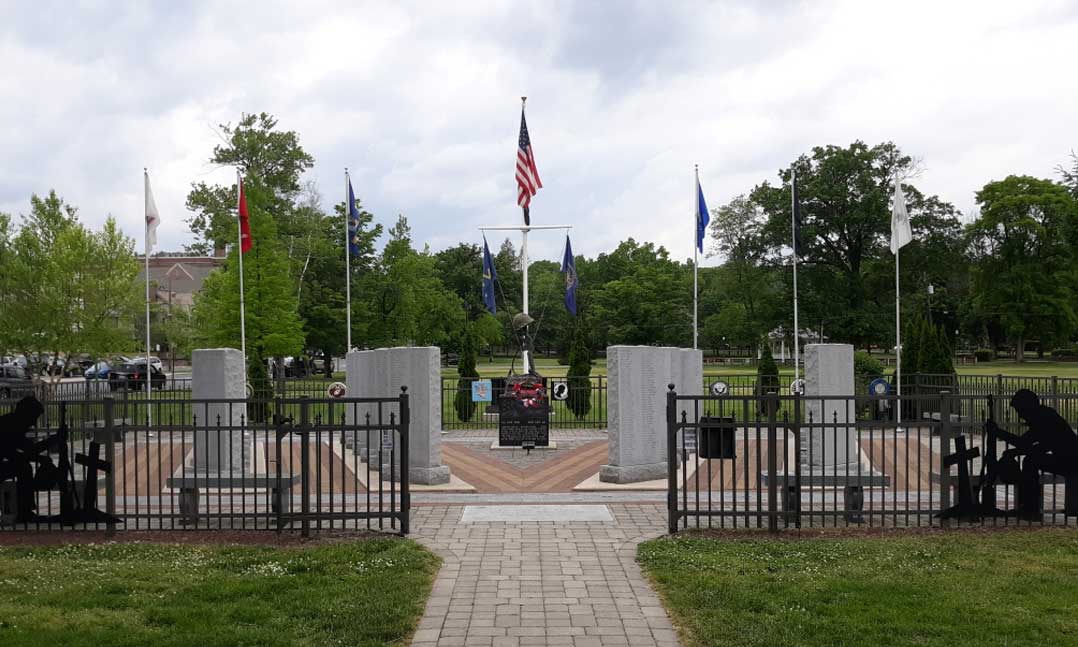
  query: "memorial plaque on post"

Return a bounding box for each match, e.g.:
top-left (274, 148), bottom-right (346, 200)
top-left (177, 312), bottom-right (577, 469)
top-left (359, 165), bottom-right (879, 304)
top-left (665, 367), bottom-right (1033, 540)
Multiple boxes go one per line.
top-left (498, 375), bottom-right (550, 447)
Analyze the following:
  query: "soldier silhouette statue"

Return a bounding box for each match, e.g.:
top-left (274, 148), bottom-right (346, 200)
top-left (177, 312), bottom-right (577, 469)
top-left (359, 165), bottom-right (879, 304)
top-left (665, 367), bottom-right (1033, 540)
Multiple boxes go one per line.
top-left (0, 396), bottom-right (47, 522)
top-left (983, 389), bottom-right (1078, 520)
top-left (0, 396), bottom-right (119, 525)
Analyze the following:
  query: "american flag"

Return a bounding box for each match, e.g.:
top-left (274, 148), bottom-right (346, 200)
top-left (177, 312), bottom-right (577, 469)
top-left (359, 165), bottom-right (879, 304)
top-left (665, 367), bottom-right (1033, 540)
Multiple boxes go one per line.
top-left (516, 108), bottom-right (541, 225)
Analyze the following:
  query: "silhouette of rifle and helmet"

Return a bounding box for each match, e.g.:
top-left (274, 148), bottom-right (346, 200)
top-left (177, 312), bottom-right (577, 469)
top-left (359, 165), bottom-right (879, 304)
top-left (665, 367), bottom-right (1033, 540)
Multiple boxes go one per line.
top-left (0, 395), bottom-right (119, 525)
top-left (939, 389), bottom-right (1078, 521)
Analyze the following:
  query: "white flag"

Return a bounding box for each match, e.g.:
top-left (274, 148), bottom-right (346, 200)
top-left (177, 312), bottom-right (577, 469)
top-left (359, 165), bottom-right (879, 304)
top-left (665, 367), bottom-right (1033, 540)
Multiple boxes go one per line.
top-left (890, 178), bottom-right (912, 254)
top-left (145, 171), bottom-right (160, 252)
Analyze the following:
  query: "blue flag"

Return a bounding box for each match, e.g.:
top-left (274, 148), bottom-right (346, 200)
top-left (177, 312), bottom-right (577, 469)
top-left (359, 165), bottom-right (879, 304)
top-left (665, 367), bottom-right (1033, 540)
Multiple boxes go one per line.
top-left (347, 178), bottom-right (361, 257)
top-left (561, 235), bottom-right (578, 316)
top-left (482, 236), bottom-right (497, 314)
top-left (696, 174), bottom-right (709, 253)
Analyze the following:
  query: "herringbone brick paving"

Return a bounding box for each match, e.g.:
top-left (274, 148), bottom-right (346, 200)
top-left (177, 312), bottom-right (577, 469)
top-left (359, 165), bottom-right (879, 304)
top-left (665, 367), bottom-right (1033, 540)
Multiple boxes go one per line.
top-left (410, 504), bottom-right (680, 647)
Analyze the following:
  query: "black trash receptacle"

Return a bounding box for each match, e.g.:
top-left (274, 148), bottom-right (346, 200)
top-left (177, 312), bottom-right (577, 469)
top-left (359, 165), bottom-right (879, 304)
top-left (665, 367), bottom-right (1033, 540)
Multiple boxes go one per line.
top-left (698, 416), bottom-right (736, 459)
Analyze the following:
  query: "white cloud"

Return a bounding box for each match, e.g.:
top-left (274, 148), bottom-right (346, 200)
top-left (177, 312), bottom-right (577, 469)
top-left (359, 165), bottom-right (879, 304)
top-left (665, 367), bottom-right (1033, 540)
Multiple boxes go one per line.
top-left (1, 0), bottom-right (1076, 266)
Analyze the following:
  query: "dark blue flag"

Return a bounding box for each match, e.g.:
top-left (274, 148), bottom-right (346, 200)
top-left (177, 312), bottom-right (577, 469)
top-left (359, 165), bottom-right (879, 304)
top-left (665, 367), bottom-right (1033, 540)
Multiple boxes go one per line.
top-left (561, 235), bottom-right (578, 316)
top-left (347, 178), bottom-right (361, 257)
top-left (696, 174), bottom-right (709, 253)
top-left (482, 236), bottom-right (497, 314)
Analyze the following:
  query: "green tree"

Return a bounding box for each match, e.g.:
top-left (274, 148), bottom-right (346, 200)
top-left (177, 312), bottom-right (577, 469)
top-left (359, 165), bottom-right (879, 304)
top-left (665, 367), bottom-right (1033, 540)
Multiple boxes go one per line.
top-left (1059, 151), bottom-right (1078, 200)
top-left (435, 243), bottom-right (484, 319)
top-left (191, 179), bottom-right (305, 410)
top-left (566, 319), bottom-right (593, 419)
top-left (185, 113), bottom-right (314, 252)
top-left (300, 190), bottom-right (381, 368)
top-left (589, 239), bottom-right (691, 348)
top-left (703, 304), bottom-right (757, 353)
top-left (0, 192), bottom-right (140, 380)
top-left (454, 325), bottom-right (479, 422)
top-left (750, 142), bottom-right (964, 349)
top-left (473, 313), bottom-right (505, 362)
top-left (854, 350), bottom-right (884, 395)
top-left (966, 175), bottom-right (1078, 361)
top-left (356, 215), bottom-right (466, 348)
top-left (160, 308), bottom-right (195, 373)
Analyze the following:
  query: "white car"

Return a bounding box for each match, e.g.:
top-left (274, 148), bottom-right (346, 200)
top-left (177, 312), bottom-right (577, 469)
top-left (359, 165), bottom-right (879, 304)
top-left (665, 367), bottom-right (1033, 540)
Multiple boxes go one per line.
top-left (129, 356), bottom-right (164, 372)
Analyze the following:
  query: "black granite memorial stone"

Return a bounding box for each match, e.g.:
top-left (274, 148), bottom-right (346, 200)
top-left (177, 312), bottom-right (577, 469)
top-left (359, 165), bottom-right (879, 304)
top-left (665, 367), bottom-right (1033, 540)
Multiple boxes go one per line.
top-left (498, 375), bottom-right (550, 447)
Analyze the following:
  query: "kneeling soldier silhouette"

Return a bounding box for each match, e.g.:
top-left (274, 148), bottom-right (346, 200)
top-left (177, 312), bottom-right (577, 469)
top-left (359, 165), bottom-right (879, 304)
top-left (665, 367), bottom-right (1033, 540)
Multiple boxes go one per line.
top-left (984, 389), bottom-right (1078, 520)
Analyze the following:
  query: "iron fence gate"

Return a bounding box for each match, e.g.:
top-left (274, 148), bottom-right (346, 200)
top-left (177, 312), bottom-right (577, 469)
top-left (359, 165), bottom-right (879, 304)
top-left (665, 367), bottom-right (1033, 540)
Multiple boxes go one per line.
top-left (0, 391), bottom-right (410, 535)
top-left (667, 388), bottom-right (1078, 533)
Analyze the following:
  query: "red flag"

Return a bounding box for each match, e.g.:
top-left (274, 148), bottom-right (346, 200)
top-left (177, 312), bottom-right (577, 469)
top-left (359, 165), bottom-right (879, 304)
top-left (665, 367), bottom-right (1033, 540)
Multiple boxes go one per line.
top-left (238, 176), bottom-right (252, 253)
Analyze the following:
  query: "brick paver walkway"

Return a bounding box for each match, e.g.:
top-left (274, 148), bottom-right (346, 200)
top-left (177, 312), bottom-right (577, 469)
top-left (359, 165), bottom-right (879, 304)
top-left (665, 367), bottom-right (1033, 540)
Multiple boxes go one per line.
top-left (410, 504), bottom-right (680, 647)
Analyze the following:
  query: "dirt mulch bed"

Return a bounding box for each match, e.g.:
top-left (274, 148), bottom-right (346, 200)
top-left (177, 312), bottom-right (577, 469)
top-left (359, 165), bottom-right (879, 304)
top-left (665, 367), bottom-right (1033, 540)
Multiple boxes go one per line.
top-left (0, 528), bottom-right (392, 547)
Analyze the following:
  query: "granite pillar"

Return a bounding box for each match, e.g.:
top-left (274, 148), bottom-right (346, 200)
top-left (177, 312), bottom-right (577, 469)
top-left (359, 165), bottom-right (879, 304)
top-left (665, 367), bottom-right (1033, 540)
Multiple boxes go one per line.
top-left (191, 348), bottom-right (247, 475)
top-left (600, 345), bottom-right (703, 483)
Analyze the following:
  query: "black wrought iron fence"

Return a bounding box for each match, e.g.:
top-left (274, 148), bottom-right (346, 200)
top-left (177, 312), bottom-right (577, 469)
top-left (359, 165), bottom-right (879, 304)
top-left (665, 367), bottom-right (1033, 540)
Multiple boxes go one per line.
top-left (667, 389), bottom-right (1078, 533)
top-left (441, 375), bottom-right (606, 430)
top-left (0, 392), bottom-right (409, 535)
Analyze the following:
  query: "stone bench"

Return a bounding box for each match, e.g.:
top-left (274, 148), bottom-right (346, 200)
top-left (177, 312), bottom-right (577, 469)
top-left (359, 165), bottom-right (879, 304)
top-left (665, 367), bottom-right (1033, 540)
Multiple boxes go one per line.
top-left (166, 474), bottom-right (299, 524)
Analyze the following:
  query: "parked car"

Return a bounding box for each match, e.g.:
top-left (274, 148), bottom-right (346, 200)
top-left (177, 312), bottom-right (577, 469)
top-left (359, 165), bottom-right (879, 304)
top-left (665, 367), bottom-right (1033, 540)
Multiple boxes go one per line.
top-left (109, 362), bottom-right (166, 391)
top-left (42, 356), bottom-right (68, 376)
top-left (67, 358), bottom-right (96, 377)
top-left (0, 364), bottom-right (34, 399)
top-left (84, 360), bottom-right (111, 380)
top-left (129, 356), bottom-right (163, 372)
top-left (269, 356), bottom-right (312, 378)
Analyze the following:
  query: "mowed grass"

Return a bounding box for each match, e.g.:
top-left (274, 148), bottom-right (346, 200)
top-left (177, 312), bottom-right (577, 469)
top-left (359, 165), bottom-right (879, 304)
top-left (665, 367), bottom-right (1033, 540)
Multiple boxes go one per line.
top-left (0, 538), bottom-right (440, 647)
top-left (449, 357), bottom-right (1078, 379)
top-left (638, 529), bottom-right (1078, 647)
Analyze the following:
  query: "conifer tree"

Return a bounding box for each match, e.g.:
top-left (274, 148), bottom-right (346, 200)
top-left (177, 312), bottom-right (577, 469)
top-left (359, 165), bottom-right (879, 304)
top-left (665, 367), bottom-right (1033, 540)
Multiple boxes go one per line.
top-left (566, 319), bottom-right (593, 419)
top-left (454, 324), bottom-right (479, 422)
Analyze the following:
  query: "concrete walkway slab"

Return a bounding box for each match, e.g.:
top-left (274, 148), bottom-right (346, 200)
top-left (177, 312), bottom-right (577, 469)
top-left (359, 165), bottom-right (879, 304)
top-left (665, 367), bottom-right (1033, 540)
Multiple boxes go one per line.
top-left (461, 504), bottom-right (613, 523)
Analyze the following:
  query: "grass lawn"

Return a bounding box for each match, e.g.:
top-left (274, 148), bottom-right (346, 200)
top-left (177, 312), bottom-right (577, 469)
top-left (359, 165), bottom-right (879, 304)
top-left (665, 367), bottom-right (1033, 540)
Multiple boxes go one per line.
top-left (446, 357), bottom-right (1078, 379)
top-left (0, 538), bottom-right (439, 647)
top-left (638, 529), bottom-right (1078, 647)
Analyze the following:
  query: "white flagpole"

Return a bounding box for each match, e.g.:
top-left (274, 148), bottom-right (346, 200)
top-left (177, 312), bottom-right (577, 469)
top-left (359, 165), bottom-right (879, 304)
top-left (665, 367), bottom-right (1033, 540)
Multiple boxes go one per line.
top-left (791, 169), bottom-right (800, 384)
top-left (236, 170), bottom-right (247, 363)
top-left (693, 165), bottom-right (699, 350)
top-left (144, 169), bottom-right (153, 424)
top-left (521, 224), bottom-right (530, 373)
top-left (345, 169), bottom-right (352, 352)
top-left (520, 96), bottom-right (531, 374)
top-left (895, 177), bottom-right (902, 430)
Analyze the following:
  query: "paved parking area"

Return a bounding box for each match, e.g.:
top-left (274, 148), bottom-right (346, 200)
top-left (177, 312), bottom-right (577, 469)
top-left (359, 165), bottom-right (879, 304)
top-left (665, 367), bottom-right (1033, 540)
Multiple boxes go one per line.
top-left (410, 504), bottom-right (680, 647)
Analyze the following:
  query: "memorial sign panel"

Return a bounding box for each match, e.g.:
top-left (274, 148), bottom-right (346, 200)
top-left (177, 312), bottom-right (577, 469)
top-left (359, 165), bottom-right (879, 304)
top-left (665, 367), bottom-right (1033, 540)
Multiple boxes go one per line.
top-left (498, 375), bottom-right (550, 447)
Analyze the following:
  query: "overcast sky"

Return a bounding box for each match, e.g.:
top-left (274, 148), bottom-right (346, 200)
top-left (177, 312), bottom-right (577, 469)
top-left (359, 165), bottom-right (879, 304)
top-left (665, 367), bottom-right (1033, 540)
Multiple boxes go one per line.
top-left (2, 0), bottom-right (1076, 264)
